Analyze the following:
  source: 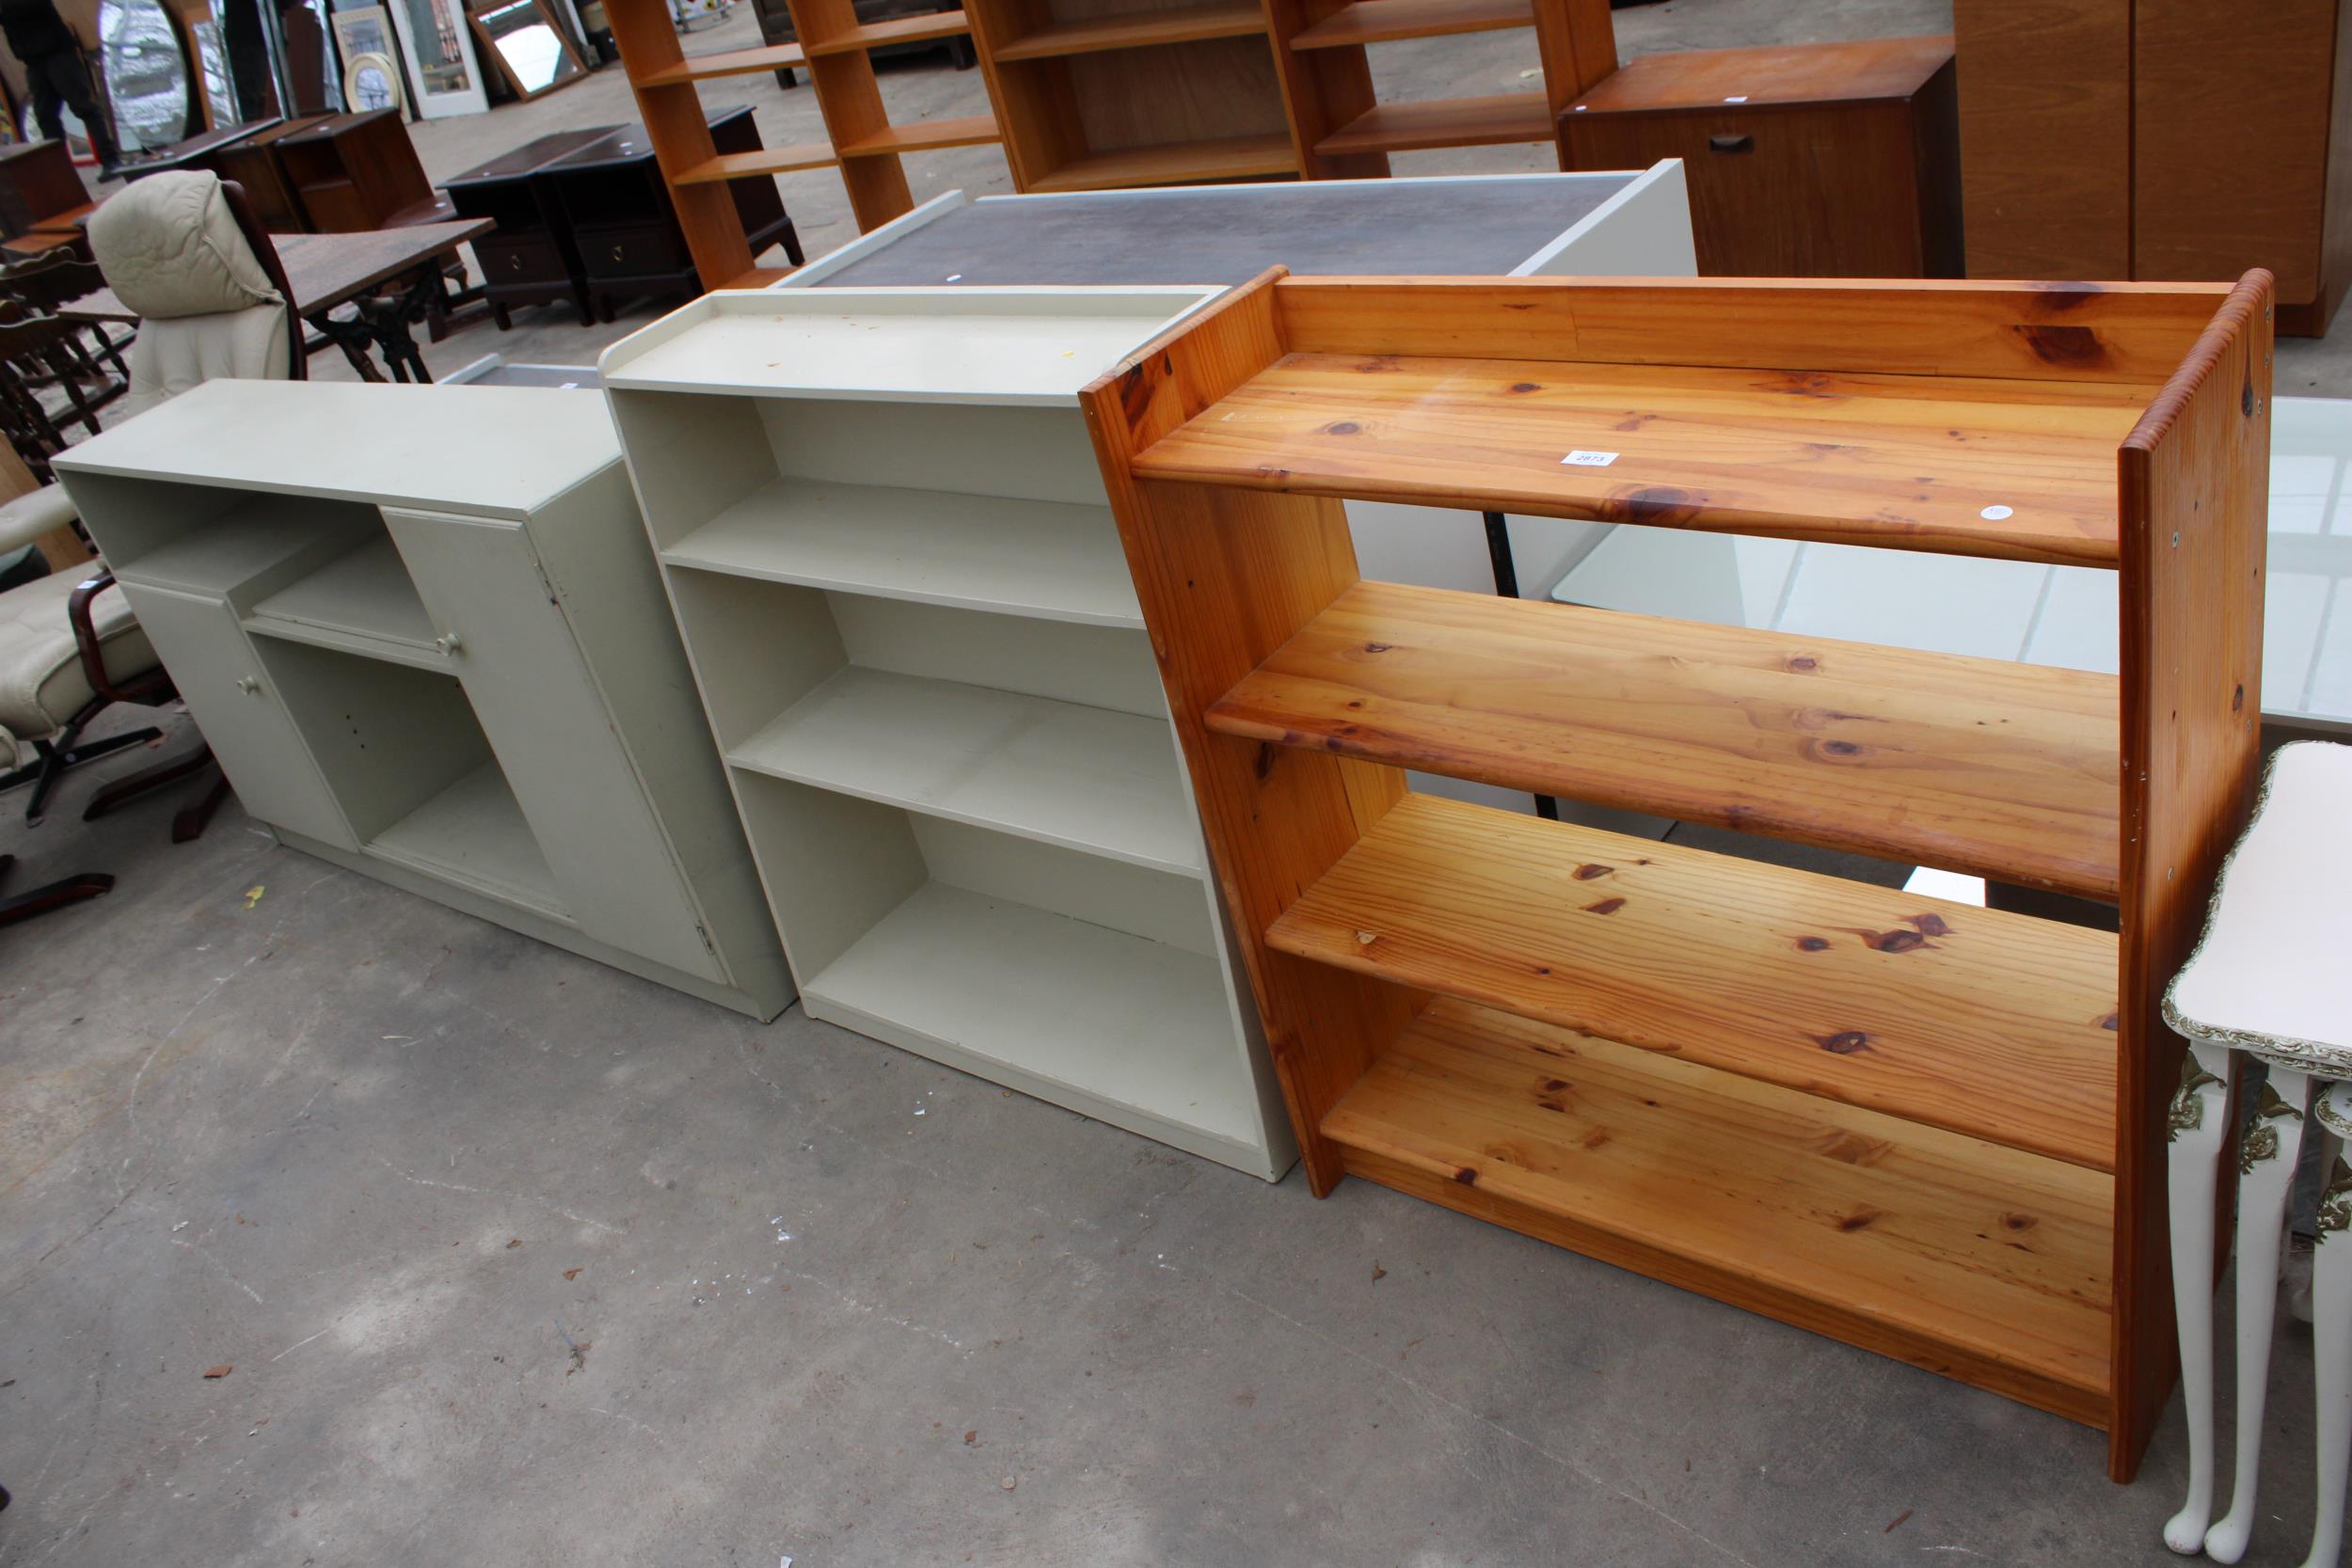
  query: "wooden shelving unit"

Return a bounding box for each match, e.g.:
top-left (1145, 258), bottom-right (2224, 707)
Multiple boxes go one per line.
top-left (600, 286), bottom-right (1295, 1180)
top-left (1268, 0), bottom-right (1614, 172)
top-left (962, 0), bottom-right (1303, 191)
top-left (602, 0), bottom-right (998, 286)
top-left (1074, 270), bottom-right (2273, 1479)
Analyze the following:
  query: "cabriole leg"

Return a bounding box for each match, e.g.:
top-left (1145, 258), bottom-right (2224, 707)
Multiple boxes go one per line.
top-left (2298, 1083), bottom-right (2352, 1568)
top-left (2167, 1040), bottom-right (2234, 1554)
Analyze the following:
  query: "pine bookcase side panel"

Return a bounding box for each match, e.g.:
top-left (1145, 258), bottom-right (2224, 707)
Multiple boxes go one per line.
top-left (2108, 270), bottom-right (2274, 1482)
top-left (1080, 268), bottom-right (1424, 1191)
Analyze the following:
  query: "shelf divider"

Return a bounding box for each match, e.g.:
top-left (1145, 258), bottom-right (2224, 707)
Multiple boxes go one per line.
top-left (1211, 579), bottom-right (2122, 897)
top-left (1292, 0), bottom-right (1532, 50)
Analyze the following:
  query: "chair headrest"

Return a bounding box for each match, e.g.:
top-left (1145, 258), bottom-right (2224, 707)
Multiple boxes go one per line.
top-left (87, 171), bottom-right (282, 322)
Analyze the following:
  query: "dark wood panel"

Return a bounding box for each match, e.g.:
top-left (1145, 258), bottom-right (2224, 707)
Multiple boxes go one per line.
top-left (1952, 0), bottom-right (2131, 278)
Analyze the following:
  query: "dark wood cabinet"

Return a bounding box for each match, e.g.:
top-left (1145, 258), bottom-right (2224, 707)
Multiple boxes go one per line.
top-left (444, 126), bottom-right (623, 327)
top-left (1556, 36), bottom-right (1962, 278)
top-left (1957, 0), bottom-right (2352, 335)
top-left (277, 109), bottom-right (456, 232)
top-left (543, 106), bottom-right (801, 319)
top-left (0, 141), bottom-right (92, 240)
top-left (201, 116), bottom-right (333, 232)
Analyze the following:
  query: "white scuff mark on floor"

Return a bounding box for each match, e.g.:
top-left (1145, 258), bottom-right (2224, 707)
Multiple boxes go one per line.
top-left (169, 1238), bottom-right (263, 1304)
top-left (1220, 1281), bottom-right (1762, 1568)
top-left (373, 1157), bottom-right (624, 1234)
top-left (776, 1265), bottom-right (975, 1355)
top-left (584, 1404), bottom-right (667, 1446)
top-left (268, 1326), bottom-right (331, 1362)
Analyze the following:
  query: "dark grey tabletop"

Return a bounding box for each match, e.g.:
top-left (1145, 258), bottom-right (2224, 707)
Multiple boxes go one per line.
top-left (806, 174), bottom-right (1639, 287)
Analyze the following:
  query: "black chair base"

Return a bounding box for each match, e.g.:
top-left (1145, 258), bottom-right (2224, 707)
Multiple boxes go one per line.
top-left (0, 852), bottom-right (112, 928)
top-left (0, 716), bottom-right (164, 822)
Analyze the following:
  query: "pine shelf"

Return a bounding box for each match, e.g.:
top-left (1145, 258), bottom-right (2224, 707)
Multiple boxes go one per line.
top-left (639, 41), bottom-right (807, 84)
top-left (673, 143), bottom-right (840, 185)
top-left (1315, 91), bottom-right (1554, 155)
top-left (836, 116), bottom-right (1002, 158)
top-left (993, 0), bottom-right (1267, 59)
top-left (1292, 0), bottom-right (1531, 49)
top-left (804, 8), bottom-right (974, 53)
top-left (1209, 579), bottom-right (2121, 895)
top-left (1080, 271), bottom-right (2273, 1481)
top-left (1327, 997), bottom-right (2115, 1424)
top-left (1025, 135), bottom-right (1302, 193)
top-left (1133, 350), bottom-right (2153, 565)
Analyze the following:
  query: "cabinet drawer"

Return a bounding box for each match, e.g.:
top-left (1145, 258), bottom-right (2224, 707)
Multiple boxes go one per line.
top-left (477, 234), bottom-right (568, 287)
top-left (111, 580), bottom-right (355, 848)
top-left (579, 223), bottom-right (689, 280)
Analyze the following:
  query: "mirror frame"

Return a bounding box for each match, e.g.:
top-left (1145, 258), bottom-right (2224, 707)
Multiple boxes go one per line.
top-left (463, 0), bottom-right (585, 102)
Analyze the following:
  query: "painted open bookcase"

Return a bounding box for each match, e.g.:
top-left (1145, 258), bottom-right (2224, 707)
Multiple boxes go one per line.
top-left (1076, 270), bottom-right (2273, 1478)
top-left (599, 287), bottom-right (1295, 1180)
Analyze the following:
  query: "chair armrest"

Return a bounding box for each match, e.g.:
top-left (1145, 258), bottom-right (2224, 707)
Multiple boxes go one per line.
top-left (0, 483), bottom-right (78, 555)
top-left (68, 569), bottom-right (161, 707)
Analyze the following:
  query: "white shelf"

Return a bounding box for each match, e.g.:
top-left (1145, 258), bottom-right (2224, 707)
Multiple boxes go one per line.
top-left (803, 880), bottom-right (1261, 1162)
top-left (114, 494), bottom-right (372, 597)
top-left (729, 667), bottom-right (1202, 877)
top-left (661, 476), bottom-right (1143, 628)
top-left (597, 287), bottom-right (1222, 407)
top-left (246, 536), bottom-right (446, 669)
top-left (367, 761), bottom-right (567, 923)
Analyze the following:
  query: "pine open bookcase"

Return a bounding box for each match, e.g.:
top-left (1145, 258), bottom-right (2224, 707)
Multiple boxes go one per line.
top-left (1075, 269), bottom-right (2274, 1479)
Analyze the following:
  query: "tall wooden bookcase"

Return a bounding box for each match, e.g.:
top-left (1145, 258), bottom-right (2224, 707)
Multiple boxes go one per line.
top-left (1075, 269), bottom-right (2272, 1479)
top-left (598, 285), bottom-right (1296, 1180)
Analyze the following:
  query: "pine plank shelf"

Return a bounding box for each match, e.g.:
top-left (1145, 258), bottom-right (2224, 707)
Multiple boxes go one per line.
top-left (806, 881), bottom-right (1264, 1163)
top-left (1134, 353), bottom-right (2153, 565)
top-left (804, 8), bottom-right (973, 53)
top-left (1292, 0), bottom-right (1532, 50)
top-left (837, 116), bottom-right (1003, 159)
top-left (660, 477), bottom-right (1142, 628)
top-left (1210, 579), bottom-right (2122, 896)
top-left (1327, 997), bottom-right (2115, 1423)
top-left (639, 41), bottom-right (808, 85)
top-left (1080, 272), bottom-right (2274, 1478)
top-left (244, 536), bottom-right (448, 671)
top-left (1273, 793), bottom-right (2121, 1166)
top-left (674, 144), bottom-right (840, 185)
top-left (1315, 92), bottom-right (1554, 155)
top-left (730, 667), bottom-right (1203, 875)
top-left (1025, 135), bottom-right (1302, 193)
top-left (993, 0), bottom-right (1266, 59)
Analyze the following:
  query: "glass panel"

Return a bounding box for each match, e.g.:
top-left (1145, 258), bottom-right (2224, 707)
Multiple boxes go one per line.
top-left (471, 0), bottom-right (578, 94)
top-left (191, 19), bottom-right (236, 125)
top-left (97, 0), bottom-right (191, 152)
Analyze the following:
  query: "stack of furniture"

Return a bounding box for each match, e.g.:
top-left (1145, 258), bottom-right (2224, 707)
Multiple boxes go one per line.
top-left (598, 285), bottom-right (1295, 1179)
top-left (545, 108), bottom-right (803, 320)
top-left (51, 379), bottom-right (796, 1022)
top-left (276, 109), bottom-right (456, 232)
top-left (1556, 35), bottom-right (1961, 277)
top-left (0, 141), bottom-right (99, 261)
top-left (1074, 267), bottom-right (2268, 1480)
top-left (206, 116), bottom-right (335, 232)
top-left (1955, 0), bottom-right (2352, 334)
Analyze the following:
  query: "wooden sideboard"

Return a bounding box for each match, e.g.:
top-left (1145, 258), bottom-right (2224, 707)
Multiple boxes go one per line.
top-left (1956, 0), bottom-right (2352, 334)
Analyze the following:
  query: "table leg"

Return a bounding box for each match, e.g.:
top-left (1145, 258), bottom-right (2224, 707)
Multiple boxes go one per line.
top-left (2168, 1040), bottom-right (2234, 1555)
top-left (2302, 1085), bottom-right (2352, 1568)
top-left (2208, 1063), bottom-right (2312, 1562)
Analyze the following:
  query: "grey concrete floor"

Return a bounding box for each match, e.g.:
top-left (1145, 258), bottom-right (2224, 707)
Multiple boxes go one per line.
top-left (7, 0), bottom-right (2350, 1562)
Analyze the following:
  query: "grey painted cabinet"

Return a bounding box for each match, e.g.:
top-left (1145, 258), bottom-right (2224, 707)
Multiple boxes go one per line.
top-left (56, 381), bottom-right (794, 1021)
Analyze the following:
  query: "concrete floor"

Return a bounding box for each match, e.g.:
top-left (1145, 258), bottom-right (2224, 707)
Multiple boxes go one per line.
top-left (6, 0), bottom-right (2350, 1562)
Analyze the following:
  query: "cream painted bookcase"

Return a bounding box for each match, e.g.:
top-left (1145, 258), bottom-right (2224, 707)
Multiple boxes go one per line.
top-left (54, 381), bottom-right (795, 1021)
top-left (600, 288), bottom-right (1296, 1179)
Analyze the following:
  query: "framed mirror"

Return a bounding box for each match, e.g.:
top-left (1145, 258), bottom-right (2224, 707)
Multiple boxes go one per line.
top-left (466, 0), bottom-right (584, 102)
top-left (330, 6), bottom-right (406, 114)
top-left (188, 18), bottom-right (238, 129)
top-left (96, 0), bottom-right (191, 155)
top-left (381, 0), bottom-right (487, 118)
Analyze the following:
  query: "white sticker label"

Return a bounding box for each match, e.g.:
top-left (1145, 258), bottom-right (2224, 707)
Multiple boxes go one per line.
top-left (1562, 450), bottom-right (1620, 467)
top-left (1724, 94), bottom-right (1748, 103)
top-left (1979, 504), bottom-right (2014, 521)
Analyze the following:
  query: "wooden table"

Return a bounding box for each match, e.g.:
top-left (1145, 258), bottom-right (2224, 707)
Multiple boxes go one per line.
top-left (61, 219), bottom-right (493, 383)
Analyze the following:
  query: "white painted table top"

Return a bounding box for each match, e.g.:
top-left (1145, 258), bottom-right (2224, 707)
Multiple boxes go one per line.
top-left (598, 286), bottom-right (1220, 407)
top-left (2165, 743), bottom-right (2352, 1070)
top-left (1549, 395), bottom-right (2352, 730)
top-left (52, 379), bottom-right (624, 519)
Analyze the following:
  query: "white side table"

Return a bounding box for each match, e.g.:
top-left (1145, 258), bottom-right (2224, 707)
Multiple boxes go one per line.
top-left (2166, 742), bottom-right (2352, 1565)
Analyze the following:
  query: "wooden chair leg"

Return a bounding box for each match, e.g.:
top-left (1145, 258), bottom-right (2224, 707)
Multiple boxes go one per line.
top-left (2207, 1063), bottom-right (2312, 1562)
top-left (80, 741), bottom-right (215, 822)
top-left (0, 853), bottom-right (113, 927)
top-left (171, 768), bottom-right (230, 843)
top-left (2168, 1040), bottom-right (2235, 1555)
top-left (2302, 1085), bottom-right (2352, 1568)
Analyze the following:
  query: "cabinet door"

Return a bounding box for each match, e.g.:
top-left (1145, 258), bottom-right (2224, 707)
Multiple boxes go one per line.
top-left (1952, 0), bottom-right (2131, 278)
top-left (381, 509), bottom-right (723, 983)
top-left (2135, 0), bottom-right (2335, 300)
top-left (113, 580), bottom-right (356, 848)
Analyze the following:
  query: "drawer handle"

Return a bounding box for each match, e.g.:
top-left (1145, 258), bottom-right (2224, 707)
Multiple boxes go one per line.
top-left (1708, 134), bottom-right (1753, 153)
top-left (435, 632), bottom-right (465, 657)
top-left (507, 254), bottom-right (523, 270)
top-left (611, 245), bottom-right (626, 261)
top-left (236, 675), bottom-right (261, 694)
